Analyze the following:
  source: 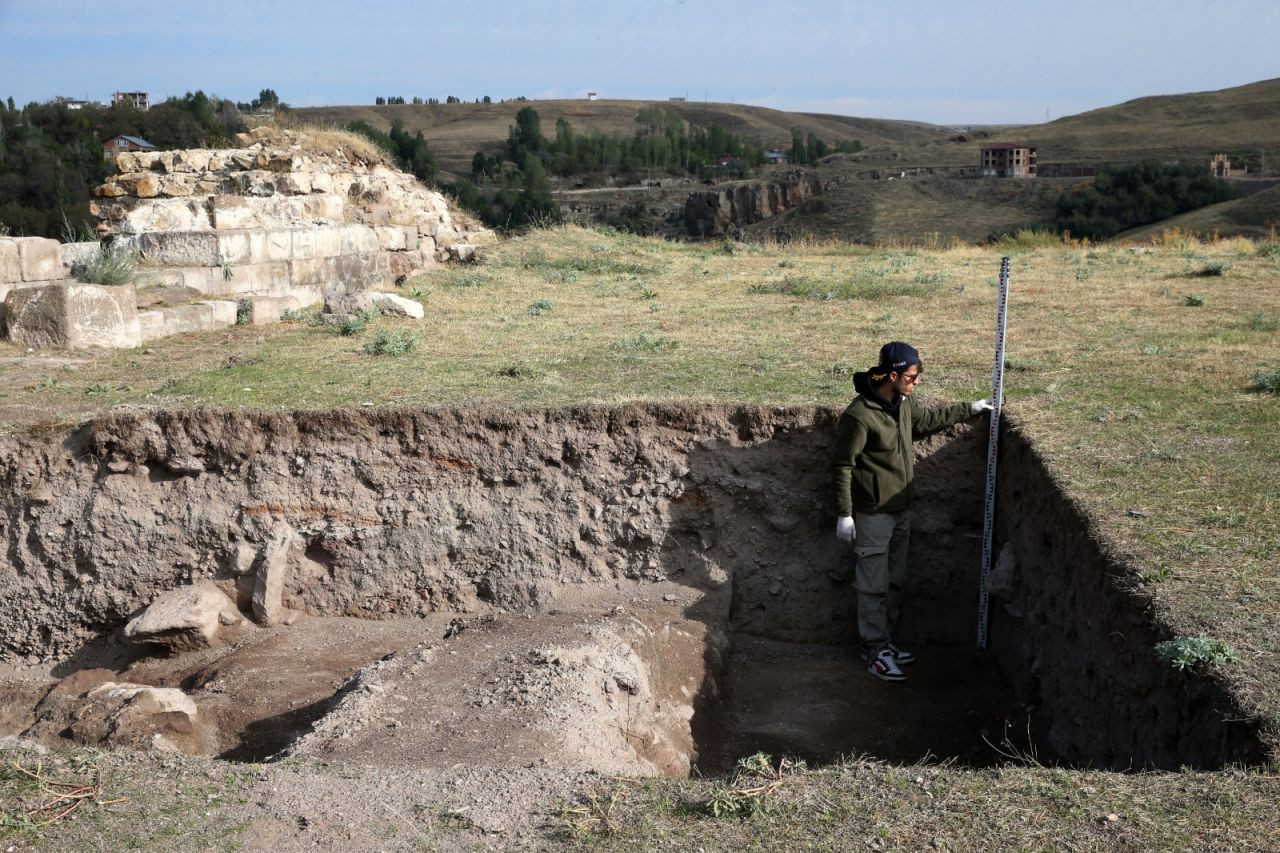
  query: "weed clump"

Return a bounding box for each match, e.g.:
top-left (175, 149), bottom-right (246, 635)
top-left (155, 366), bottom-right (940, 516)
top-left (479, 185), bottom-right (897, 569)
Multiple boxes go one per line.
top-left (991, 229), bottom-right (1063, 250)
top-left (362, 328), bottom-right (418, 355)
top-left (702, 752), bottom-right (804, 819)
top-left (1183, 294), bottom-right (1206, 307)
top-left (336, 308), bottom-right (380, 336)
top-left (527, 299), bottom-right (555, 316)
top-left (1155, 635), bottom-right (1238, 671)
top-left (235, 298), bottom-right (253, 325)
top-left (1192, 261), bottom-right (1231, 277)
top-left (1250, 368), bottom-right (1280, 394)
top-left (615, 332), bottom-right (678, 352)
top-left (69, 242), bottom-right (138, 286)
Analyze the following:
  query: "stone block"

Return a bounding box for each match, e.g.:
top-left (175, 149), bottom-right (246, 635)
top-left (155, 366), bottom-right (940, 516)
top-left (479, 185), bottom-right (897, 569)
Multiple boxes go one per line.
top-left (249, 294), bottom-right (302, 325)
top-left (265, 229), bottom-right (293, 262)
top-left (159, 174), bottom-right (197, 197)
top-left (158, 302), bottom-right (218, 336)
top-left (4, 283), bottom-right (141, 349)
top-left (374, 226), bottom-right (407, 251)
top-left (369, 292), bottom-right (424, 319)
top-left (302, 193), bottom-right (345, 222)
top-left (210, 195), bottom-right (255, 230)
top-left (310, 171), bottom-right (334, 193)
top-left (339, 225), bottom-right (379, 255)
top-left (215, 231), bottom-right (253, 265)
top-left (17, 238), bottom-right (65, 282)
top-left (290, 256), bottom-right (337, 289)
top-left (137, 231), bottom-right (220, 267)
top-left (117, 199), bottom-right (212, 234)
top-left (313, 226), bottom-right (343, 259)
top-left (253, 522), bottom-right (300, 626)
top-left (59, 241), bottom-right (99, 271)
top-left (138, 309), bottom-right (165, 341)
top-left (123, 581), bottom-right (242, 652)
top-left (0, 239), bottom-right (19, 284)
top-left (291, 229), bottom-right (318, 261)
top-left (202, 300), bottom-right (238, 327)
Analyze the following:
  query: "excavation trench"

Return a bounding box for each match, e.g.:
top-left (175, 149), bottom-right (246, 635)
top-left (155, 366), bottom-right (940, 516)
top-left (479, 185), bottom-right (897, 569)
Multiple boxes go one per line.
top-left (0, 405), bottom-right (1267, 774)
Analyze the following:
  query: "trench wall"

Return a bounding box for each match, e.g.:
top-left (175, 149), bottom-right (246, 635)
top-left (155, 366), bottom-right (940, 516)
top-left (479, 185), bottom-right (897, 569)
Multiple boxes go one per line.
top-left (989, 424), bottom-right (1267, 769)
top-left (0, 405), bottom-right (983, 663)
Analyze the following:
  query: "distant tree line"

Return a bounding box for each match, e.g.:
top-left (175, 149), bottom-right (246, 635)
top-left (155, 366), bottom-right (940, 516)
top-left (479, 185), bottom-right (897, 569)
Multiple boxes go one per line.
top-left (1054, 160), bottom-right (1236, 240)
top-left (375, 96), bottom-right (493, 105)
top-left (0, 91), bottom-right (253, 237)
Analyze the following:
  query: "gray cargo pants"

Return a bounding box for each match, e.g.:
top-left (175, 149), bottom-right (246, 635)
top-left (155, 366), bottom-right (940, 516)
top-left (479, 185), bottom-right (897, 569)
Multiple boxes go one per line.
top-left (853, 509), bottom-right (911, 660)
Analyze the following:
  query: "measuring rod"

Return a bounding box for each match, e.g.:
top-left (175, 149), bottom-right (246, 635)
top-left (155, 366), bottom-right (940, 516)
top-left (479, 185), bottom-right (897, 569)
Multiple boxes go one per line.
top-left (977, 255), bottom-right (1010, 651)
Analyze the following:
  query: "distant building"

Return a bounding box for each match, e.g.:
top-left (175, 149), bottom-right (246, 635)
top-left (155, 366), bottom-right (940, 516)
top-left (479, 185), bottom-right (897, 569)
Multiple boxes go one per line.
top-left (980, 143), bottom-right (1036, 177)
top-left (103, 134), bottom-right (156, 161)
top-left (1210, 153), bottom-right (1246, 178)
top-left (765, 149), bottom-right (791, 165)
top-left (112, 91), bottom-right (149, 111)
top-left (669, 96), bottom-right (687, 102)
top-left (586, 92), bottom-right (597, 101)
top-left (52, 96), bottom-right (95, 110)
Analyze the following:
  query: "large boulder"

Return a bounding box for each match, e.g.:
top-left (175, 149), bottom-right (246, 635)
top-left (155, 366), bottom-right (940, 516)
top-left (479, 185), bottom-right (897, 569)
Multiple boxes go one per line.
top-left (3, 282), bottom-right (141, 349)
top-left (70, 682), bottom-right (210, 754)
top-left (124, 581), bottom-right (244, 652)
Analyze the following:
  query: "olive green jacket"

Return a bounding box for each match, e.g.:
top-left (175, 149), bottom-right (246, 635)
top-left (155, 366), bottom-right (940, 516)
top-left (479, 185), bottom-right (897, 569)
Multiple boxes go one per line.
top-left (831, 375), bottom-right (972, 516)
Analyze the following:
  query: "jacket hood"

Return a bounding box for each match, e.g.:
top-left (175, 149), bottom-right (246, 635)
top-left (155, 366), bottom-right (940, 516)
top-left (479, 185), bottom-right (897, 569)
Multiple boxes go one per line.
top-left (852, 371), bottom-right (872, 395)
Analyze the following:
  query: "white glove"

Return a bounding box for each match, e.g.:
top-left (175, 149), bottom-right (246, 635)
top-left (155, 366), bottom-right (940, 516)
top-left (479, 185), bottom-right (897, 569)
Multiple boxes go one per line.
top-left (836, 516), bottom-right (856, 543)
top-left (971, 398), bottom-right (993, 415)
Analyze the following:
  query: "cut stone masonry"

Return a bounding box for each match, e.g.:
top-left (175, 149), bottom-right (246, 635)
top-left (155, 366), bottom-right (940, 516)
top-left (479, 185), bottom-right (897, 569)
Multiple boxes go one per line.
top-left (1, 128), bottom-right (494, 348)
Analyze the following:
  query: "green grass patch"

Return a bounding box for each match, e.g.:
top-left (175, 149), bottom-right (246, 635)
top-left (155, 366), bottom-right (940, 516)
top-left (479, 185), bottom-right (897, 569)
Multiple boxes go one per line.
top-left (748, 275), bottom-right (935, 300)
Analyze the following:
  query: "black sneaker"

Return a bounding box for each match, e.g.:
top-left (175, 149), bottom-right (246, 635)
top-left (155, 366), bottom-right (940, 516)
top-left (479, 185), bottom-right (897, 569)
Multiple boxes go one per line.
top-left (888, 642), bottom-right (915, 665)
top-left (867, 648), bottom-right (906, 682)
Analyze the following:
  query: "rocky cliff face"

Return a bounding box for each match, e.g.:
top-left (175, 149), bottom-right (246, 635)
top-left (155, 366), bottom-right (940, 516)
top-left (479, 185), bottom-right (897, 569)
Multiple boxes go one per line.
top-left (684, 176), bottom-right (826, 238)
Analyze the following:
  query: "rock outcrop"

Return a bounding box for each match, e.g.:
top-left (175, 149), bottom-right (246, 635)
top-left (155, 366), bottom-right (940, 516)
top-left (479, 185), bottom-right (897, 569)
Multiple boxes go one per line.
top-left (684, 176), bottom-right (826, 238)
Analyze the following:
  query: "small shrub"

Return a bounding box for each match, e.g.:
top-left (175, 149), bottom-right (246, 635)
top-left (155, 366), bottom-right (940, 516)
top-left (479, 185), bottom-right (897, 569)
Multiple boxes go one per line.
top-left (991, 229), bottom-right (1061, 250)
top-left (527, 299), bottom-right (555, 316)
top-left (1256, 241), bottom-right (1280, 259)
top-left (1154, 635), bottom-right (1238, 671)
top-left (69, 242), bottom-right (138, 286)
top-left (638, 288), bottom-right (658, 300)
top-left (1073, 267), bottom-right (1092, 282)
top-left (1192, 261), bottom-right (1231, 277)
top-left (1141, 343), bottom-right (1169, 355)
top-left (336, 307), bottom-right (380, 336)
top-left (1183, 293), bottom-right (1206, 307)
top-left (236, 298), bottom-right (253, 325)
top-left (615, 332), bottom-right (678, 352)
top-left (1250, 368), bottom-right (1280, 394)
top-left (1247, 312), bottom-right (1279, 332)
top-left (495, 363), bottom-right (544, 380)
top-left (362, 328), bottom-right (418, 355)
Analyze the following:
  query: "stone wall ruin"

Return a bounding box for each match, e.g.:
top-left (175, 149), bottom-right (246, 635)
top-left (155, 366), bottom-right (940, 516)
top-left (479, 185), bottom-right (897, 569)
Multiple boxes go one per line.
top-left (1, 128), bottom-right (493, 348)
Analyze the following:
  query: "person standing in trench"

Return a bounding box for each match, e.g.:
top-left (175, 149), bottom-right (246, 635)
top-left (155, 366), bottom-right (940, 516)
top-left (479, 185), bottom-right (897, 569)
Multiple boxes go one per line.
top-left (831, 342), bottom-right (991, 682)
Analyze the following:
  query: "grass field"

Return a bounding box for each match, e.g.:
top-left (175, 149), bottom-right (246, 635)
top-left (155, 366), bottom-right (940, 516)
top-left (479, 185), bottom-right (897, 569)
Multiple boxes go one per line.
top-left (2, 225), bottom-right (1279, 848)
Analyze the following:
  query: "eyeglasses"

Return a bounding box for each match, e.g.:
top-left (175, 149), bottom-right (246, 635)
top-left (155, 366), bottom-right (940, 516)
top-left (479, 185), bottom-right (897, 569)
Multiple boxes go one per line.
top-left (900, 372), bottom-right (922, 384)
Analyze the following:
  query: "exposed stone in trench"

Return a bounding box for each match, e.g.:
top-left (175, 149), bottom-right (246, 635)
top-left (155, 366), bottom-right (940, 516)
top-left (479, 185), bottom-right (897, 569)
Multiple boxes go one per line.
top-left (0, 404), bottom-right (1268, 773)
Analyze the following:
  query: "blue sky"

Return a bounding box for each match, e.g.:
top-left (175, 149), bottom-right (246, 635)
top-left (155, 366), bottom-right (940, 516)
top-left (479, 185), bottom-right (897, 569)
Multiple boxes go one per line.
top-left (1, 0), bottom-right (1277, 126)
